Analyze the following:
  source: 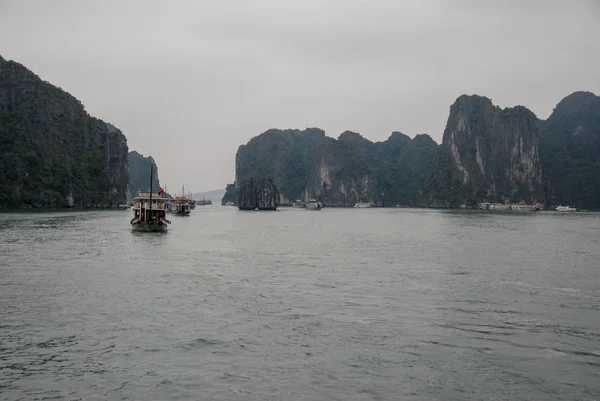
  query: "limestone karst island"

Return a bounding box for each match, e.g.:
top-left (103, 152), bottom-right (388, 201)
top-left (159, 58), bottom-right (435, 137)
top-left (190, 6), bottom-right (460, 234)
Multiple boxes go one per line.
top-left (2, 1), bottom-right (600, 399)
top-left (1, 53), bottom-right (599, 213)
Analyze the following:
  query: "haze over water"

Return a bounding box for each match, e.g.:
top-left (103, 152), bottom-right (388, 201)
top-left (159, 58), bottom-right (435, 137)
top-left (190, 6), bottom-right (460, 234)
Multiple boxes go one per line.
top-left (1, 207), bottom-right (599, 400)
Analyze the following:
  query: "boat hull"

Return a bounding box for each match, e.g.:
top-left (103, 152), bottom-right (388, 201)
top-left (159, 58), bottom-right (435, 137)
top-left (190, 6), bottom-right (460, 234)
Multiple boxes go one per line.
top-left (509, 205), bottom-right (536, 212)
top-left (555, 206), bottom-right (577, 212)
top-left (131, 222), bottom-right (168, 232)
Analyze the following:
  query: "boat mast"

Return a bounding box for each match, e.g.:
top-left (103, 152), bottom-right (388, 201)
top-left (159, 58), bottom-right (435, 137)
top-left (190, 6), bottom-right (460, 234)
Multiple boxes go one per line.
top-left (149, 162), bottom-right (153, 211)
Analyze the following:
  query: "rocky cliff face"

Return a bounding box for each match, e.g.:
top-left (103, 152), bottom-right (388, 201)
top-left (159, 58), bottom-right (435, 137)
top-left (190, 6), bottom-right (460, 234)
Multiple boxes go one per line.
top-left (540, 91), bottom-right (600, 209)
top-left (233, 128), bottom-right (437, 206)
top-left (337, 132), bottom-right (438, 206)
top-left (306, 137), bottom-right (380, 206)
top-left (234, 128), bottom-right (379, 206)
top-left (128, 151), bottom-right (160, 197)
top-left (235, 128), bottom-right (326, 200)
top-left (237, 178), bottom-right (280, 210)
top-left (0, 55), bottom-right (129, 208)
top-left (422, 95), bottom-right (544, 207)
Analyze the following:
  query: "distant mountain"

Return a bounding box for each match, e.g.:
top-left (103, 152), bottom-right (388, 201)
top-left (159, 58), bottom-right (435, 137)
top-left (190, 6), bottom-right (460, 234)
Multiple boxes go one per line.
top-left (192, 188), bottom-right (225, 201)
top-left (128, 151), bottom-right (160, 197)
top-left (540, 91), bottom-right (600, 209)
top-left (229, 128), bottom-right (438, 206)
top-left (0, 54), bottom-right (129, 208)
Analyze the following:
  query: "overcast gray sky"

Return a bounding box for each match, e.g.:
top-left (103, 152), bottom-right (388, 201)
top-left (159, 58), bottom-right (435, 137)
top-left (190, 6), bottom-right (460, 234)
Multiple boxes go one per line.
top-left (1, 0), bottom-right (599, 191)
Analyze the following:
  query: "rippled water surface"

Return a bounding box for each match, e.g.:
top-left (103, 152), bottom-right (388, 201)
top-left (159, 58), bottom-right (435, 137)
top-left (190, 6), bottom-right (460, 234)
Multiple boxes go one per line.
top-left (1, 207), bottom-right (599, 400)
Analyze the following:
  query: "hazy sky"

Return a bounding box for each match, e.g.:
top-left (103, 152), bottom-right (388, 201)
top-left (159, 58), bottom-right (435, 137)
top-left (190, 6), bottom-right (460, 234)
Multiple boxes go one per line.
top-left (1, 0), bottom-right (599, 191)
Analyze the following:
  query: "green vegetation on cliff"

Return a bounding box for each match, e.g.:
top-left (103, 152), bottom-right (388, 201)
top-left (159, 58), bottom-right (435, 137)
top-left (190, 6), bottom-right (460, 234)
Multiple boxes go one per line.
top-left (0, 55), bottom-right (129, 208)
top-left (308, 135), bottom-right (375, 206)
top-left (421, 95), bottom-right (544, 207)
top-left (233, 128), bottom-right (438, 206)
top-left (235, 128), bottom-right (326, 200)
top-left (540, 91), bottom-right (600, 209)
top-left (128, 151), bottom-right (160, 197)
top-left (221, 184), bottom-right (237, 204)
top-left (338, 132), bottom-right (438, 206)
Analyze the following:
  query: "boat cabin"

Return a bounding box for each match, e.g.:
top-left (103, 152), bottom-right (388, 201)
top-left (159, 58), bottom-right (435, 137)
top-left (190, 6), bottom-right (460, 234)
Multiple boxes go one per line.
top-left (133, 193), bottom-right (168, 223)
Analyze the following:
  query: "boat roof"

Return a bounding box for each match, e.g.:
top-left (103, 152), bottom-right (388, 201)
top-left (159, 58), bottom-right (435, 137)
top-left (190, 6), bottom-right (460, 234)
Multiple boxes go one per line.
top-left (134, 193), bottom-right (167, 200)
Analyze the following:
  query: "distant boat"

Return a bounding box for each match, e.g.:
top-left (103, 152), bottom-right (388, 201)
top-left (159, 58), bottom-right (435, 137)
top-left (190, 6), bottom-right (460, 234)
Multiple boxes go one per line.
top-left (196, 198), bottom-right (212, 206)
top-left (224, 201), bottom-right (235, 206)
top-left (489, 203), bottom-right (510, 211)
top-left (171, 196), bottom-right (192, 215)
top-left (293, 199), bottom-right (305, 208)
top-left (305, 199), bottom-right (322, 211)
top-left (555, 205), bottom-right (577, 212)
top-left (479, 202), bottom-right (510, 210)
top-left (509, 202), bottom-right (536, 212)
top-left (171, 187), bottom-right (192, 216)
top-left (354, 202), bottom-right (372, 208)
top-left (130, 163), bottom-right (171, 231)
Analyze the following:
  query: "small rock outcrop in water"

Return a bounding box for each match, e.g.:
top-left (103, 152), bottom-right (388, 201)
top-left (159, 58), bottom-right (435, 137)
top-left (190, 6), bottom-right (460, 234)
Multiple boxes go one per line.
top-left (421, 95), bottom-right (544, 207)
top-left (237, 178), bottom-right (280, 210)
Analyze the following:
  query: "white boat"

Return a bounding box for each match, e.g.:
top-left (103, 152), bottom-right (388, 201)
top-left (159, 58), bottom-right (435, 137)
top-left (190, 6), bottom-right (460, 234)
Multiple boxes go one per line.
top-left (489, 203), bottom-right (510, 211)
top-left (555, 205), bottom-right (577, 212)
top-left (130, 164), bottom-right (170, 231)
top-left (478, 202), bottom-right (491, 210)
top-left (354, 202), bottom-right (372, 208)
top-left (292, 199), bottom-right (305, 208)
top-left (305, 199), bottom-right (322, 210)
top-left (223, 201), bottom-right (235, 206)
top-left (509, 202), bottom-right (536, 212)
